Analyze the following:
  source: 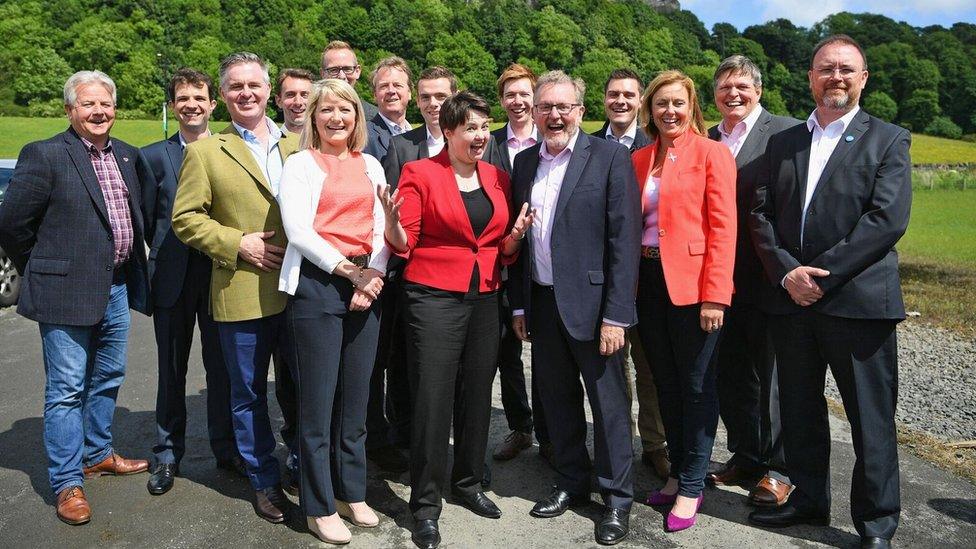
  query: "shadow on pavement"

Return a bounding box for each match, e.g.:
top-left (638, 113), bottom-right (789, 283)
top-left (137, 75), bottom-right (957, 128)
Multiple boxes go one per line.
top-left (929, 497), bottom-right (976, 525)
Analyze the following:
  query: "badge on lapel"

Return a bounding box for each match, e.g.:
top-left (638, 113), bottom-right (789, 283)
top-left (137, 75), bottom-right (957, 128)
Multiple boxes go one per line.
top-left (844, 135), bottom-right (854, 143)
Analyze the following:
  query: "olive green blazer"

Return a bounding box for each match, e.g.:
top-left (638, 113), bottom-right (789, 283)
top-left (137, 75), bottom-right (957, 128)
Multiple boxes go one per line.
top-left (172, 125), bottom-right (299, 322)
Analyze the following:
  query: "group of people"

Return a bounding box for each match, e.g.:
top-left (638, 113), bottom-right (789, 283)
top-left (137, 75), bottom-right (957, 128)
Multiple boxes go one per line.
top-left (0, 33), bottom-right (911, 549)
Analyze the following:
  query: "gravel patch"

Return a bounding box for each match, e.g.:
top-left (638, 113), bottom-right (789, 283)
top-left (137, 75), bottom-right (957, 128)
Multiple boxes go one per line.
top-left (825, 318), bottom-right (976, 443)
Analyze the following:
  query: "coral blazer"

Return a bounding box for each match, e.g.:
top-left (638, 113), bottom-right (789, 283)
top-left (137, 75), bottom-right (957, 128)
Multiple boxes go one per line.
top-left (632, 131), bottom-right (737, 306)
top-left (396, 150), bottom-right (517, 293)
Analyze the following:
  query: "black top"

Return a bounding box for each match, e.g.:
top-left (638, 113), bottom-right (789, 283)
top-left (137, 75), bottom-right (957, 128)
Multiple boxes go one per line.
top-left (460, 187), bottom-right (493, 238)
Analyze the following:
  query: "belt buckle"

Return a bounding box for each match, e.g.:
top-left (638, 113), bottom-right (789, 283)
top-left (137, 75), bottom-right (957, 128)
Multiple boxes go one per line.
top-left (642, 246), bottom-right (660, 259)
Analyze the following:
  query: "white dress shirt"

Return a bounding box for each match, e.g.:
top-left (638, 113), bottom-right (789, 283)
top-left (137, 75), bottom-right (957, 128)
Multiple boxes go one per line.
top-left (233, 117), bottom-right (284, 196)
top-left (379, 113), bottom-right (411, 136)
top-left (605, 120), bottom-right (638, 150)
top-left (802, 106), bottom-right (861, 242)
top-left (718, 105), bottom-right (763, 159)
top-left (506, 124), bottom-right (538, 162)
top-left (426, 128), bottom-right (445, 157)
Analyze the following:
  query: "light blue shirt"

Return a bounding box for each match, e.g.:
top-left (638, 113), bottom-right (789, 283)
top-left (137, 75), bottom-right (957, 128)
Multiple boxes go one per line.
top-left (233, 117), bottom-right (284, 196)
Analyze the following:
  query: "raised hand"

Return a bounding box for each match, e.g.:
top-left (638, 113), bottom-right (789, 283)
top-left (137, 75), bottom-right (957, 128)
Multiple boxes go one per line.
top-left (377, 185), bottom-right (404, 224)
top-left (510, 202), bottom-right (535, 241)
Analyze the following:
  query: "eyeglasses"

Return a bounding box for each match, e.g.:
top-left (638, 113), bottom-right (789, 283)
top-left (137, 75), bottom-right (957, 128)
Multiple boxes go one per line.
top-left (533, 103), bottom-right (581, 115)
top-left (814, 66), bottom-right (863, 79)
top-left (324, 65), bottom-right (360, 77)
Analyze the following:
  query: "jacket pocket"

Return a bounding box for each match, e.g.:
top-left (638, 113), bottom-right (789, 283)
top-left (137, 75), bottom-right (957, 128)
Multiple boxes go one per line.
top-left (688, 241), bottom-right (705, 256)
top-left (588, 270), bottom-right (605, 284)
top-left (30, 257), bottom-right (70, 275)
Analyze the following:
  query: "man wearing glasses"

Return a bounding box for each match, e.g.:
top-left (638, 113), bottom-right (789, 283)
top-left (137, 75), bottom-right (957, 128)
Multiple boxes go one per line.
top-left (508, 70), bottom-right (640, 546)
top-left (320, 40), bottom-right (378, 120)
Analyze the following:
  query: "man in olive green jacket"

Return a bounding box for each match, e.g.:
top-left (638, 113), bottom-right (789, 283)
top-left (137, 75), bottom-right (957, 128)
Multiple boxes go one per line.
top-left (172, 52), bottom-right (299, 524)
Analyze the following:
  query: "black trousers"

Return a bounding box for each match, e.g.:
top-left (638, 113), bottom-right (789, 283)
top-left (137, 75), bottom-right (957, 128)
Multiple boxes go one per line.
top-left (496, 289), bottom-right (548, 442)
top-left (273, 345), bottom-right (298, 470)
top-left (770, 310), bottom-right (900, 540)
top-left (635, 257), bottom-right (721, 498)
top-left (530, 284), bottom-right (633, 510)
top-left (152, 251), bottom-right (236, 465)
top-left (286, 260), bottom-right (379, 516)
top-left (365, 267), bottom-right (411, 449)
top-left (403, 282), bottom-right (499, 521)
top-left (715, 300), bottom-right (788, 482)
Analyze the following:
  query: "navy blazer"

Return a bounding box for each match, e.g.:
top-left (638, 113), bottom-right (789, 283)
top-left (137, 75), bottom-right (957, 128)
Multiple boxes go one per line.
top-left (749, 109), bottom-right (912, 320)
top-left (364, 113), bottom-right (394, 162)
top-left (508, 132), bottom-right (641, 341)
top-left (0, 128), bottom-right (151, 324)
top-left (141, 133), bottom-right (195, 309)
top-left (708, 108), bottom-right (802, 305)
top-left (589, 121), bottom-right (651, 152)
top-left (488, 126), bottom-right (514, 174)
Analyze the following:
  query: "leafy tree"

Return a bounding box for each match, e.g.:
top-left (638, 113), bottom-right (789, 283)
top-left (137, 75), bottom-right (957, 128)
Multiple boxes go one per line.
top-left (761, 89), bottom-right (790, 117)
top-left (527, 6), bottom-right (583, 69)
top-left (863, 91), bottom-right (897, 122)
top-left (575, 47), bottom-right (632, 116)
top-left (899, 89), bottom-right (941, 132)
top-left (743, 19), bottom-right (810, 72)
top-left (925, 116), bottom-right (962, 139)
top-left (12, 47), bottom-right (73, 104)
top-left (114, 49), bottom-right (165, 115)
top-left (426, 31), bottom-right (498, 100)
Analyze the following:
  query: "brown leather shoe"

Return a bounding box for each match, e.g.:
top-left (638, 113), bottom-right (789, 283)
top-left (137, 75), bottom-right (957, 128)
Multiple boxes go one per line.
top-left (641, 448), bottom-right (671, 480)
top-left (749, 476), bottom-right (793, 507)
top-left (707, 463), bottom-right (761, 486)
top-left (56, 486), bottom-right (91, 525)
top-left (254, 486), bottom-right (289, 523)
top-left (83, 453), bottom-right (149, 478)
top-left (493, 431), bottom-right (533, 461)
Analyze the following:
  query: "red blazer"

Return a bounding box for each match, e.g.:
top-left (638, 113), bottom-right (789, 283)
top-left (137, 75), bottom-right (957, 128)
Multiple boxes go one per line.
top-left (396, 150), bottom-right (517, 292)
top-left (632, 131), bottom-right (737, 306)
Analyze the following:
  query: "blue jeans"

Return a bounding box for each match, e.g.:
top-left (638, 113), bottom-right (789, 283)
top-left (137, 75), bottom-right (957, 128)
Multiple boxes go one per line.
top-left (40, 281), bottom-right (130, 495)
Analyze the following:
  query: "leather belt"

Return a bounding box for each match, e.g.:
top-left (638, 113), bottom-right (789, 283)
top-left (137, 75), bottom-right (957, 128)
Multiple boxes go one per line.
top-left (641, 246), bottom-right (661, 260)
top-left (347, 253), bottom-right (370, 269)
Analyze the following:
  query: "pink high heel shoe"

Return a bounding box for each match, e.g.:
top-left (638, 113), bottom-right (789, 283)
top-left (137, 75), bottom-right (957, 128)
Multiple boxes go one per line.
top-left (645, 489), bottom-right (678, 506)
top-left (665, 495), bottom-right (703, 532)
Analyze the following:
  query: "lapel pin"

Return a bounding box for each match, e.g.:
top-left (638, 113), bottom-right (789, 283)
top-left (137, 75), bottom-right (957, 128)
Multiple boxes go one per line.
top-left (122, 157), bottom-right (129, 162)
top-left (667, 152), bottom-right (677, 163)
top-left (844, 135), bottom-right (854, 143)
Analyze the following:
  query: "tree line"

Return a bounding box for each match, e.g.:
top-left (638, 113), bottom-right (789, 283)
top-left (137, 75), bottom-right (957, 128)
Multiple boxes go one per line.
top-left (2, 0), bottom-right (974, 139)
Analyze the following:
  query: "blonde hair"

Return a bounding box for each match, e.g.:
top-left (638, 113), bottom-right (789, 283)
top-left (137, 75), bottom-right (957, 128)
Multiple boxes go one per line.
top-left (300, 79), bottom-right (367, 152)
top-left (639, 70), bottom-right (706, 139)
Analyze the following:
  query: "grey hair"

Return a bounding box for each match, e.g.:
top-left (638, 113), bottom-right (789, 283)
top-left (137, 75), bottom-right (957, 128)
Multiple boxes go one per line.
top-left (63, 70), bottom-right (117, 106)
top-left (534, 70), bottom-right (585, 105)
top-left (713, 55), bottom-right (763, 89)
top-left (219, 52), bottom-right (270, 89)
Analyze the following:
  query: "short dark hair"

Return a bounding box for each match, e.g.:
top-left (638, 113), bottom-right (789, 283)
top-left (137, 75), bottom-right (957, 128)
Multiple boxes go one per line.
top-left (276, 68), bottom-right (314, 95)
top-left (439, 91), bottom-right (491, 132)
top-left (811, 34), bottom-right (868, 70)
top-left (167, 68), bottom-right (215, 102)
top-left (604, 68), bottom-right (642, 93)
top-left (418, 66), bottom-right (458, 93)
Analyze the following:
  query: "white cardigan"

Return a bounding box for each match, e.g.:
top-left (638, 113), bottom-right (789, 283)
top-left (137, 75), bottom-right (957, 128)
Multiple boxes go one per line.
top-left (277, 149), bottom-right (391, 296)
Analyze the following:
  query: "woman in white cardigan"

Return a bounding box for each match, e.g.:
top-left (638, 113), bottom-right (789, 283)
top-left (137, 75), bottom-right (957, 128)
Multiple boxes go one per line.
top-left (277, 78), bottom-right (390, 545)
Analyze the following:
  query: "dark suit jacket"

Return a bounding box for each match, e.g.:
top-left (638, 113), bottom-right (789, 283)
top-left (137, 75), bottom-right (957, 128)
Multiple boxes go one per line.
top-left (362, 100), bottom-right (379, 122)
top-left (589, 121), bottom-right (651, 152)
top-left (383, 124), bottom-right (503, 188)
top-left (489, 126), bottom-right (514, 174)
top-left (0, 128), bottom-right (151, 324)
top-left (708, 108), bottom-right (802, 304)
top-left (364, 113), bottom-right (394, 162)
top-left (508, 132), bottom-right (641, 341)
top-left (749, 109), bottom-right (912, 320)
top-left (142, 133), bottom-right (196, 309)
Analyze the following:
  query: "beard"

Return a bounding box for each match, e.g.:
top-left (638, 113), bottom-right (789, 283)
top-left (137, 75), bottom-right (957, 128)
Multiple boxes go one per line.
top-left (543, 120), bottom-right (578, 152)
top-left (819, 88), bottom-right (855, 110)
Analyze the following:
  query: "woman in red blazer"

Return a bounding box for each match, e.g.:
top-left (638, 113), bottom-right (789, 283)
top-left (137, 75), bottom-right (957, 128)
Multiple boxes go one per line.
top-left (381, 91), bottom-right (532, 548)
top-left (631, 70), bottom-right (737, 532)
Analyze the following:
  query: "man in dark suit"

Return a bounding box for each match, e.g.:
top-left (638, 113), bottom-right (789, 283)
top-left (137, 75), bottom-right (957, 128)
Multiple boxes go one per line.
top-left (142, 69), bottom-right (244, 496)
top-left (706, 55), bottom-right (801, 507)
top-left (510, 71), bottom-right (641, 545)
top-left (748, 36), bottom-right (911, 549)
top-left (589, 68), bottom-right (670, 481)
top-left (364, 56), bottom-right (413, 161)
top-left (320, 40), bottom-right (378, 120)
top-left (0, 70), bottom-right (151, 525)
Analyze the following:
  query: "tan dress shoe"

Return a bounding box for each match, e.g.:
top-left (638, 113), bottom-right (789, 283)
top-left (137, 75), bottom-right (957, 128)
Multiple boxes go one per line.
top-left (83, 453), bottom-right (149, 478)
top-left (642, 448), bottom-right (671, 480)
top-left (307, 514), bottom-right (352, 544)
top-left (335, 500), bottom-right (379, 527)
top-left (56, 486), bottom-right (91, 525)
top-left (707, 463), bottom-right (761, 486)
top-left (493, 431), bottom-right (533, 460)
top-left (749, 476), bottom-right (793, 507)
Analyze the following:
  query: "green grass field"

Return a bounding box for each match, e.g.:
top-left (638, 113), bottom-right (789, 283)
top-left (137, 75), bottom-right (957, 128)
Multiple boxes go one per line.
top-left (2, 117), bottom-right (975, 165)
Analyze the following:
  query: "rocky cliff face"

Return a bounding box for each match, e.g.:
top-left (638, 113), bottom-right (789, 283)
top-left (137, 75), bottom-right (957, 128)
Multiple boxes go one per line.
top-left (641, 0), bottom-right (680, 12)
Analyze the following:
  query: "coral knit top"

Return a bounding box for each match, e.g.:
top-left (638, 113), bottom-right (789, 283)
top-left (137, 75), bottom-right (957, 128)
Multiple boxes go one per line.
top-left (311, 150), bottom-right (374, 257)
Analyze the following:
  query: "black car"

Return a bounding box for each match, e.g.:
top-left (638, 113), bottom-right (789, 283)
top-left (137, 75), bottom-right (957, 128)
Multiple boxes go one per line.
top-left (0, 159), bottom-right (20, 307)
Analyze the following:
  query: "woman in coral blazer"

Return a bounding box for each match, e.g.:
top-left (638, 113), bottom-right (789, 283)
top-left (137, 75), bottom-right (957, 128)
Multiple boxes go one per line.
top-left (632, 70), bottom-right (737, 533)
top-left (381, 91), bottom-right (533, 548)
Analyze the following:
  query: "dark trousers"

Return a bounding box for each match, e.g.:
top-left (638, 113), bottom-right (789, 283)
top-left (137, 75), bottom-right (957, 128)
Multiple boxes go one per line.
top-left (216, 312), bottom-right (285, 490)
top-left (273, 345), bottom-right (298, 471)
top-left (403, 283), bottom-right (499, 521)
top-left (497, 290), bottom-right (548, 442)
top-left (530, 284), bottom-right (633, 510)
top-left (770, 310), bottom-right (900, 540)
top-left (716, 300), bottom-right (788, 482)
top-left (365, 268), bottom-right (411, 449)
top-left (286, 261), bottom-right (379, 516)
top-left (635, 257), bottom-right (721, 498)
top-left (152, 252), bottom-right (236, 465)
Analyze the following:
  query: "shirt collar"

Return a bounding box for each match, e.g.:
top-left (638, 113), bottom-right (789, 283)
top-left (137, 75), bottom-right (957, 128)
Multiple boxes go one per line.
top-left (80, 135), bottom-right (112, 155)
top-left (806, 105), bottom-right (860, 135)
top-left (539, 129), bottom-right (580, 161)
top-left (507, 123), bottom-right (538, 144)
top-left (178, 128), bottom-right (211, 149)
top-left (232, 117), bottom-right (282, 144)
top-left (719, 105), bottom-right (763, 139)
top-left (605, 120), bottom-right (638, 142)
top-left (379, 112), bottom-right (410, 134)
top-left (425, 126), bottom-right (443, 145)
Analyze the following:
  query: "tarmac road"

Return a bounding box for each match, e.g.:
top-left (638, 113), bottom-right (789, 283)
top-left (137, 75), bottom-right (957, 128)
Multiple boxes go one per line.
top-left (1, 305), bottom-right (974, 547)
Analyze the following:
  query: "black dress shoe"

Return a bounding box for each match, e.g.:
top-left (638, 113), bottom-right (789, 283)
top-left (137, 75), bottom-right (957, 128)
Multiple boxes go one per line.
top-left (146, 463), bottom-right (178, 495)
top-left (411, 519), bottom-right (440, 549)
top-left (253, 486), bottom-right (289, 523)
top-left (530, 488), bottom-right (590, 518)
top-left (595, 507), bottom-right (629, 545)
top-left (452, 490), bottom-right (502, 518)
top-left (748, 504), bottom-right (829, 528)
top-left (216, 455), bottom-right (248, 478)
top-left (861, 537), bottom-right (891, 548)
top-left (367, 444), bottom-right (409, 473)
